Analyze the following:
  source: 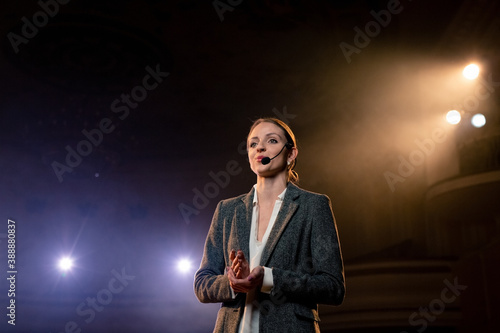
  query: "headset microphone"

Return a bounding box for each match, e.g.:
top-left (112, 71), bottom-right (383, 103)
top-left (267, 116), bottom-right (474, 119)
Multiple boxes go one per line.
top-left (261, 142), bottom-right (292, 165)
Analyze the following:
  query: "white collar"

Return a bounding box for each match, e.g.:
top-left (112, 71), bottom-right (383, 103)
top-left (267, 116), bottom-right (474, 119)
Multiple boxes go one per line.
top-left (252, 184), bottom-right (287, 206)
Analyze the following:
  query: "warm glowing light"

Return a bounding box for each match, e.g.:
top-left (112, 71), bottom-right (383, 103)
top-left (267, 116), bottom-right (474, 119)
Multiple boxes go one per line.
top-left (471, 113), bottom-right (486, 128)
top-left (446, 110), bottom-right (461, 125)
top-left (462, 64), bottom-right (480, 80)
top-left (177, 259), bottom-right (192, 273)
top-left (59, 257), bottom-right (73, 271)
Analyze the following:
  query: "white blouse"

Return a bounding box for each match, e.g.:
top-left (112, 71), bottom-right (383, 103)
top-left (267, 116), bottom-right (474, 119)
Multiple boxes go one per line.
top-left (237, 186), bottom-right (287, 333)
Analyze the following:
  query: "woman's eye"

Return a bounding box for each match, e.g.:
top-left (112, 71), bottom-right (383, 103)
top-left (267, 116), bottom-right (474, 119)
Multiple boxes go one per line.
top-left (269, 138), bottom-right (278, 144)
top-left (249, 142), bottom-right (257, 148)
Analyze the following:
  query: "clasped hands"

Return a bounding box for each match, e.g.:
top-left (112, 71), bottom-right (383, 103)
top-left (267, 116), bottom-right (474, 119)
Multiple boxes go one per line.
top-left (227, 249), bottom-right (264, 294)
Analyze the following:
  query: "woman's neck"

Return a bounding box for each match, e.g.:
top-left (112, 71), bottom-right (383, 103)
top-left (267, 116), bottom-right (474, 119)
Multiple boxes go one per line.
top-left (255, 175), bottom-right (287, 203)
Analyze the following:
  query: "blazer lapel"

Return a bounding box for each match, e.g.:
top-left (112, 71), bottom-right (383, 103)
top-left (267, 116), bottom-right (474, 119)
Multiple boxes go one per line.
top-left (235, 187), bottom-right (254, 259)
top-left (260, 183), bottom-right (300, 266)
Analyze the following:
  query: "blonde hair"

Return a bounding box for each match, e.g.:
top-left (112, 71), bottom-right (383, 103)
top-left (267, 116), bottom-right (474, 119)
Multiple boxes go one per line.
top-left (248, 118), bottom-right (299, 184)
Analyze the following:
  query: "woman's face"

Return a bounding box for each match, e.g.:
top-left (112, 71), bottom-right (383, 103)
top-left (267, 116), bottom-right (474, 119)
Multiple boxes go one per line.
top-left (247, 122), bottom-right (292, 179)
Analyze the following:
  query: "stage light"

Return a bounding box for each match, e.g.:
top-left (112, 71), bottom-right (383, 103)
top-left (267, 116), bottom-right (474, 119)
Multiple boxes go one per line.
top-left (462, 64), bottom-right (479, 80)
top-left (446, 110), bottom-right (461, 125)
top-left (177, 258), bottom-right (192, 273)
top-left (58, 257), bottom-right (73, 271)
top-left (471, 113), bottom-right (486, 128)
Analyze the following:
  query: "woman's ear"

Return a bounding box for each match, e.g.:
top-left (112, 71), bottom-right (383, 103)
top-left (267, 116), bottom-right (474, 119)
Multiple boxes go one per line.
top-left (288, 147), bottom-right (298, 161)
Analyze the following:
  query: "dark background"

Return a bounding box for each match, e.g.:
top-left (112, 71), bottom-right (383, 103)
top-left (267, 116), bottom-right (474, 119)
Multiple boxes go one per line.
top-left (0, 0), bottom-right (499, 332)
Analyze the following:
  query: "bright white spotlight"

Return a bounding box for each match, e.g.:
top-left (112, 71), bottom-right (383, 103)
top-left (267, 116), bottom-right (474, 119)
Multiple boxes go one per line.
top-left (58, 257), bottom-right (73, 271)
top-left (463, 64), bottom-right (479, 80)
top-left (471, 113), bottom-right (486, 128)
top-left (177, 259), bottom-right (192, 273)
top-left (446, 110), bottom-right (461, 125)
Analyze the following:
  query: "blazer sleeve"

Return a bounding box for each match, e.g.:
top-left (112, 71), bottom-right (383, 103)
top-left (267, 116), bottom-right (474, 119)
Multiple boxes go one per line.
top-left (270, 194), bottom-right (345, 306)
top-left (194, 201), bottom-right (234, 303)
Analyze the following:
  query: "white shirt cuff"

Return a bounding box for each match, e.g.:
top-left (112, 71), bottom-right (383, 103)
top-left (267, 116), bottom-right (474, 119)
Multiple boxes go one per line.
top-left (261, 267), bottom-right (274, 294)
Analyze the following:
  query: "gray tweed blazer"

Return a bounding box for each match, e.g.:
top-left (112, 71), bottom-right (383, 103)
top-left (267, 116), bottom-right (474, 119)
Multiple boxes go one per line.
top-left (194, 183), bottom-right (345, 333)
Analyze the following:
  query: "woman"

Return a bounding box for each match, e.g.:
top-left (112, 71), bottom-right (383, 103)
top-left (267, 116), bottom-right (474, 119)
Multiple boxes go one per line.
top-left (194, 118), bottom-right (345, 332)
